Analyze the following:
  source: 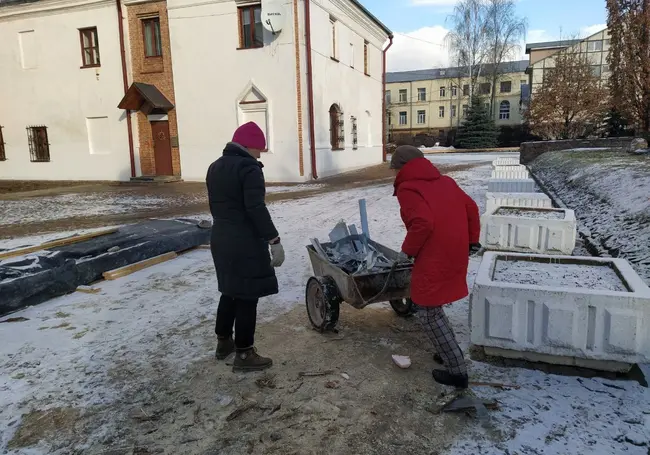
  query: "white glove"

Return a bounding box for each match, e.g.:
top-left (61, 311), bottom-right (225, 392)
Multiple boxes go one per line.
top-left (270, 242), bottom-right (285, 268)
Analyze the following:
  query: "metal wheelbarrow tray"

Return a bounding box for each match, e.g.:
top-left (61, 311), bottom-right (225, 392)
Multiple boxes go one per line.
top-left (305, 235), bottom-right (414, 332)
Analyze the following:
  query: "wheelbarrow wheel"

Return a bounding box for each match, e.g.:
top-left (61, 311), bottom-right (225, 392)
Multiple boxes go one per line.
top-left (389, 298), bottom-right (416, 317)
top-left (306, 276), bottom-right (341, 332)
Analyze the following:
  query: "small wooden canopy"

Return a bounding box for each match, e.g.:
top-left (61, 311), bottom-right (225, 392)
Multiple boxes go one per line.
top-left (118, 82), bottom-right (174, 115)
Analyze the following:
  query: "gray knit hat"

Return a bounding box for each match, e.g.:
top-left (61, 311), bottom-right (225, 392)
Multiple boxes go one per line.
top-left (390, 145), bottom-right (425, 169)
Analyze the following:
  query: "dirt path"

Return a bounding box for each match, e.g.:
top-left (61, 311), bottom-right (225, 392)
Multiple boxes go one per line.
top-left (0, 163), bottom-right (478, 239)
top-left (7, 306), bottom-right (475, 454)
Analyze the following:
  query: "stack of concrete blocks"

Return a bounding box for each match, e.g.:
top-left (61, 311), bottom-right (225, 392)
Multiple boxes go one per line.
top-left (471, 156), bottom-right (647, 372)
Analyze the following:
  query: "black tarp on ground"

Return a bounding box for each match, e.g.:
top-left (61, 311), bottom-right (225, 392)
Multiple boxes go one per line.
top-left (0, 219), bottom-right (211, 316)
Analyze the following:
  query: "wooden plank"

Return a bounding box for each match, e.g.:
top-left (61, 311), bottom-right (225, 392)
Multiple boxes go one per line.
top-left (0, 228), bottom-right (119, 261)
top-left (102, 252), bottom-right (178, 280)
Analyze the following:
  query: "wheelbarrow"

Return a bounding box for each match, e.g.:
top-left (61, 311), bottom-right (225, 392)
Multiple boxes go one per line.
top-left (305, 235), bottom-right (414, 332)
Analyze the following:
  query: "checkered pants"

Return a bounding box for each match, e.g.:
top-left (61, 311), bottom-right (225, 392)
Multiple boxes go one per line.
top-left (414, 304), bottom-right (468, 376)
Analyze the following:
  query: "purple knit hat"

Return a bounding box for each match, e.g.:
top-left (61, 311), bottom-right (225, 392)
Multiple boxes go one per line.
top-left (232, 122), bottom-right (266, 150)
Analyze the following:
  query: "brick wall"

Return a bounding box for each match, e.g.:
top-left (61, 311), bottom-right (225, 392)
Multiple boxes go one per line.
top-left (126, 0), bottom-right (181, 176)
top-left (520, 137), bottom-right (635, 164)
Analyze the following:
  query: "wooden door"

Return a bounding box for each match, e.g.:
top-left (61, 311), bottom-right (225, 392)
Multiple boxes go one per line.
top-left (151, 120), bottom-right (173, 176)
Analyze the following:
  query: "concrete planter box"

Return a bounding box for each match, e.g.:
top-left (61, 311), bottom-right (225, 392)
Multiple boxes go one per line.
top-left (491, 169), bottom-right (530, 179)
top-left (485, 192), bottom-right (553, 215)
top-left (480, 206), bottom-right (577, 255)
top-left (493, 157), bottom-right (520, 166)
top-left (487, 178), bottom-right (536, 193)
top-left (470, 252), bottom-right (650, 372)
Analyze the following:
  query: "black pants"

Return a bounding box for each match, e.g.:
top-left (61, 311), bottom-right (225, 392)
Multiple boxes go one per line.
top-left (215, 295), bottom-right (259, 350)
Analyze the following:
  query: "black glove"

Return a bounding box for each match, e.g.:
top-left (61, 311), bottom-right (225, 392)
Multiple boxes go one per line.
top-left (469, 243), bottom-right (482, 255)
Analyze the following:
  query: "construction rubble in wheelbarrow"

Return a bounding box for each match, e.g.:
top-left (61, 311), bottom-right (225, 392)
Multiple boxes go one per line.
top-left (309, 220), bottom-right (409, 275)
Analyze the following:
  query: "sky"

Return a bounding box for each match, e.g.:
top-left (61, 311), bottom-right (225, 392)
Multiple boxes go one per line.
top-left (365, 0), bottom-right (608, 72)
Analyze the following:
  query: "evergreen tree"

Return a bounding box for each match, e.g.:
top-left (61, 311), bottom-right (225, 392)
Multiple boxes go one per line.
top-left (456, 96), bottom-right (499, 148)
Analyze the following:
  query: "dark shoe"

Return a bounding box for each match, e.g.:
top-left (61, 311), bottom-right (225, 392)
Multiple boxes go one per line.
top-left (432, 369), bottom-right (469, 389)
top-left (215, 337), bottom-right (235, 360)
top-left (433, 353), bottom-right (444, 365)
top-left (233, 348), bottom-right (273, 372)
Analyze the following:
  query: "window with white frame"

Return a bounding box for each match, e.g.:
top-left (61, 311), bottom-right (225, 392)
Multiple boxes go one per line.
top-left (451, 105), bottom-right (456, 118)
top-left (499, 100), bottom-right (510, 120)
top-left (399, 111), bottom-right (407, 125)
top-left (385, 90), bottom-right (391, 103)
top-left (417, 88), bottom-right (426, 101)
top-left (451, 86), bottom-right (457, 97)
top-left (417, 110), bottom-right (426, 124)
top-left (587, 40), bottom-right (603, 52)
top-left (438, 106), bottom-right (444, 118)
top-left (399, 89), bottom-right (407, 102)
top-left (439, 86), bottom-right (446, 97)
top-left (462, 104), bottom-right (469, 117)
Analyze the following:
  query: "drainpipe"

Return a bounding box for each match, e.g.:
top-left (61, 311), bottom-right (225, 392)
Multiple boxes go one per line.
top-left (304, 0), bottom-right (318, 179)
top-left (381, 35), bottom-right (393, 162)
top-left (116, 0), bottom-right (136, 178)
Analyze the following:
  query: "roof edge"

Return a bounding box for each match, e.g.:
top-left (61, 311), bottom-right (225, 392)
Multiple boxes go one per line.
top-left (349, 0), bottom-right (392, 37)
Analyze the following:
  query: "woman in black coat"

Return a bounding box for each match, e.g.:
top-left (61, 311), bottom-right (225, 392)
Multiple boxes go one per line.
top-left (206, 121), bottom-right (285, 372)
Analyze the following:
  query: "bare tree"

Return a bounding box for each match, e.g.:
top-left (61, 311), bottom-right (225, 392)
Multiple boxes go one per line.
top-left (607, 0), bottom-right (650, 133)
top-left (485, 0), bottom-right (527, 116)
top-left (526, 48), bottom-right (608, 139)
top-left (445, 0), bottom-right (490, 99)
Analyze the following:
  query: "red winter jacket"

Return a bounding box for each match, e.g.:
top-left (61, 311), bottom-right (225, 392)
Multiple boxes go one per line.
top-left (395, 158), bottom-right (480, 307)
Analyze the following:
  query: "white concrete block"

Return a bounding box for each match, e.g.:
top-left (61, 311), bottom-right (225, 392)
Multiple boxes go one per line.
top-left (470, 252), bottom-right (650, 371)
top-left (491, 169), bottom-right (531, 179)
top-left (487, 179), bottom-right (536, 193)
top-left (485, 192), bottom-right (553, 215)
top-left (493, 157), bottom-right (520, 166)
top-left (494, 164), bottom-right (527, 171)
top-left (480, 206), bottom-right (577, 255)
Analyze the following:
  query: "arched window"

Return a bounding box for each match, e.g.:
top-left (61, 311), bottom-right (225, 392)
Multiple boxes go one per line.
top-left (499, 100), bottom-right (511, 120)
top-left (329, 104), bottom-right (344, 150)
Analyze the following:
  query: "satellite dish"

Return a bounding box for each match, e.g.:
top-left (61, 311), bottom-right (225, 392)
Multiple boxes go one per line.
top-left (262, 2), bottom-right (285, 34)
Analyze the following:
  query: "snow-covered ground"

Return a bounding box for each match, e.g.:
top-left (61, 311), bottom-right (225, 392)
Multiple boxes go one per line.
top-left (1, 154), bottom-right (649, 454)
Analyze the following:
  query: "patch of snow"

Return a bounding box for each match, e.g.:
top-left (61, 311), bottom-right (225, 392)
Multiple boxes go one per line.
top-left (493, 259), bottom-right (627, 291)
top-left (494, 207), bottom-right (565, 220)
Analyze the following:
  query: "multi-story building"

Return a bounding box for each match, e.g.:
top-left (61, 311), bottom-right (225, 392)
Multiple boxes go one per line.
top-left (525, 28), bottom-right (610, 96)
top-left (385, 60), bottom-right (528, 141)
top-left (0, 0), bottom-right (391, 182)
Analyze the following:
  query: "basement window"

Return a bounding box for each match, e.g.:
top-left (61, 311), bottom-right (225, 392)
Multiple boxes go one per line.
top-left (27, 126), bottom-right (50, 162)
top-left (0, 126), bottom-right (5, 161)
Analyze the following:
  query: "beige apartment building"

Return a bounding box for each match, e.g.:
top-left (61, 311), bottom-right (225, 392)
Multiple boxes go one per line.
top-left (525, 28), bottom-right (611, 95)
top-left (385, 60), bottom-right (528, 140)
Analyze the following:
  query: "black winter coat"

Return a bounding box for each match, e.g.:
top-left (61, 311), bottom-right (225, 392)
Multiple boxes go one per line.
top-left (206, 143), bottom-right (279, 300)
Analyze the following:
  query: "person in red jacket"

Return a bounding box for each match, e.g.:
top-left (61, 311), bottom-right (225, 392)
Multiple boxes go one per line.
top-left (391, 145), bottom-right (481, 389)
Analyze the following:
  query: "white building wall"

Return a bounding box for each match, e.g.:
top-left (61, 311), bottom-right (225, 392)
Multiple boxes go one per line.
top-left (0, 0), bottom-right (132, 181)
top-left (168, 0), bottom-right (304, 182)
top-left (308, 0), bottom-right (387, 178)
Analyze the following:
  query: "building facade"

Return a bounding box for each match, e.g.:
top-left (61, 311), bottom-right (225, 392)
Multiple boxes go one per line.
top-left (526, 28), bottom-right (611, 94)
top-left (385, 60), bottom-right (528, 141)
top-left (0, 0), bottom-right (132, 181)
top-left (168, 0), bottom-right (391, 181)
top-left (0, 0), bottom-right (391, 183)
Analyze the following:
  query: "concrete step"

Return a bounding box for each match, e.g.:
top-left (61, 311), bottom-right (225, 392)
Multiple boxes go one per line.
top-left (128, 175), bottom-right (183, 184)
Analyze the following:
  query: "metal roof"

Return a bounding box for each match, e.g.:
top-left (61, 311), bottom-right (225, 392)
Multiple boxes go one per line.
top-left (525, 39), bottom-right (581, 53)
top-left (350, 0), bottom-right (392, 37)
top-left (386, 60), bottom-right (529, 84)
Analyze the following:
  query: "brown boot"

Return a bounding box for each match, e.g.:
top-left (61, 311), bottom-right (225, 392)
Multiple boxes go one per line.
top-left (215, 337), bottom-right (235, 360)
top-left (232, 348), bottom-right (273, 372)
